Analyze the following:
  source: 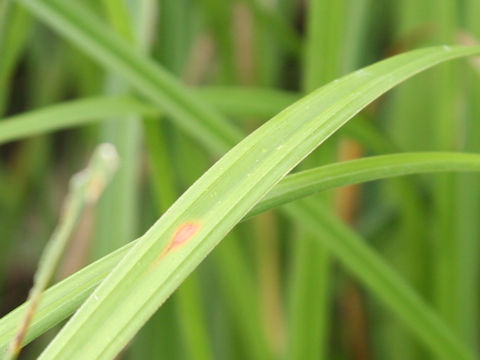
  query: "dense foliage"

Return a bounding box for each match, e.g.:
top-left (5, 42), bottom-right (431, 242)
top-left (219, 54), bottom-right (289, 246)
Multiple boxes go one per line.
top-left (0, 1), bottom-right (479, 359)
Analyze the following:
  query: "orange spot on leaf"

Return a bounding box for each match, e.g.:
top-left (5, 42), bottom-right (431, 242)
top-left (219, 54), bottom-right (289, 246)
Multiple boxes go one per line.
top-left (151, 222), bottom-right (202, 269)
top-left (166, 222), bottom-right (201, 252)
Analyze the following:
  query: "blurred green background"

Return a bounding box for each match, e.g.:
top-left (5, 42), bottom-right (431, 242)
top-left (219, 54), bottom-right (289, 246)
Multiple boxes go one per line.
top-left (0, 0), bottom-right (479, 359)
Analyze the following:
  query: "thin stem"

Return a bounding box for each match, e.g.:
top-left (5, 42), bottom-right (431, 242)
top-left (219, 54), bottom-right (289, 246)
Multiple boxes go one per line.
top-left (6, 144), bottom-right (118, 359)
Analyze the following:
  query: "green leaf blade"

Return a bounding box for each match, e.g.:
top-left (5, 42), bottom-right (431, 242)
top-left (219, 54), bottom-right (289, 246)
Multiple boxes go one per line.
top-left (1, 151), bottom-right (480, 357)
top-left (251, 152), bottom-right (480, 217)
top-left (26, 44), bottom-right (480, 359)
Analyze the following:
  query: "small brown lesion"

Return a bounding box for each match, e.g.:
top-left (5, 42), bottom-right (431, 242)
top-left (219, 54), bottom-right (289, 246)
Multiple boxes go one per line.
top-left (152, 222), bottom-right (202, 268)
top-left (166, 222), bottom-right (202, 253)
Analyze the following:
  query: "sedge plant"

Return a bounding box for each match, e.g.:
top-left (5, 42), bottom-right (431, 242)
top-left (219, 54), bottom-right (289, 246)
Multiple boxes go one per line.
top-left (0, 1), bottom-right (479, 360)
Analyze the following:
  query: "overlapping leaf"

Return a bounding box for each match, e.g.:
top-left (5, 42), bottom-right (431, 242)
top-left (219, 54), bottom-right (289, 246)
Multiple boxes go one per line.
top-left (12, 0), bottom-right (480, 358)
top-left (22, 44), bottom-right (479, 359)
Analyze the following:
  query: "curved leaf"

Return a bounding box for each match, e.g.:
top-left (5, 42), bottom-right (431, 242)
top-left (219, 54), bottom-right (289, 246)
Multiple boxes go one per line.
top-left (14, 1), bottom-right (480, 358)
top-left (0, 96), bottom-right (156, 145)
top-left (0, 151), bottom-right (479, 355)
top-left (0, 151), bottom-right (477, 352)
top-left (250, 152), bottom-right (480, 217)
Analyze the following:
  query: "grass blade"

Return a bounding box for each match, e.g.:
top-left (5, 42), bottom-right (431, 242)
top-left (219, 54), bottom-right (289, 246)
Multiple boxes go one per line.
top-left (242, 0), bottom-right (301, 58)
top-left (18, 0), bottom-right (243, 155)
top-left (92, 0), bottom-right (142, 259)
top-left (0, 86), bottom-right (296, 146)
top-left (283, 198), bottom-right (474, 360)
top-left (193, 86), bottom-right (300, 118)
top-left (0, 3), bottom-right (31, 115)
top-left (0, 90), bottom-right (384, 158)
top-left (0, 96), bottom-right (158, 145)
top-left (459, 1), bottom-right (480, 350)
top-left (11, 2), bottom-right (480, 357)
top-left (429, 3), bottom-right (461, 342)
top-left (289, 0), bottom-right (348, 356)
top-left (250, 152), bottom-right (480, 218)
top-left (0, 151), bottom-right (479, 355)
top-left (26, 41), bottom-right (480, 358)
top-left (5, 144), bottom-right (118, 359)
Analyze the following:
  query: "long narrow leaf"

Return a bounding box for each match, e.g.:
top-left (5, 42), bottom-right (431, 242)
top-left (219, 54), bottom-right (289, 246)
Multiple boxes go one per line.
top-left (5, 144), bottom-right (119, 360)
top-left (283, 198), bottom-right (472, 360)
top-left (18, 0), bottom-right (243, 155)
top-left (0, 87), bottom-right (296, 146)
top-left (0, 96), bottom-right (157, 145)
top-left (14, 1), bottom-right (480, 358)
top-left (0, 151), bottom-right (479, 354)
top-left (249, 152), bottom-right (480, 217)
top-left (0, 90), bottom-right (373, 149)
top-left (29, 46), bottom-right (480, 360)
